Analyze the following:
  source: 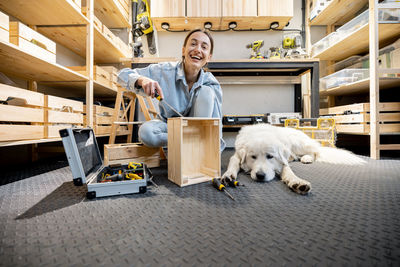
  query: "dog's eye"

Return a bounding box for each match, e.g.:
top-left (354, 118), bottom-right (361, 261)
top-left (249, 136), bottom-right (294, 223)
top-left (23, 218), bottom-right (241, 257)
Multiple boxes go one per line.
top-left (251, 155), bottom-right (257, 159)
top-left (266, 154), bottom-right (273, 159)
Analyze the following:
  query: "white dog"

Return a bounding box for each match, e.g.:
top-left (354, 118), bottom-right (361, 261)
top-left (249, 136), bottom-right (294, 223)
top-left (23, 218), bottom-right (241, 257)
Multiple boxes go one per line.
top-left (221, 123), bottom-right (366, 194)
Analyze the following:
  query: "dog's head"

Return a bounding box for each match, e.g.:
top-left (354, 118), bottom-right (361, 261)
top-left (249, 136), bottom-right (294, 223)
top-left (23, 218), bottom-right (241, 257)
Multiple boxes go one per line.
top-left (236, 133), bottom-right (291, 182)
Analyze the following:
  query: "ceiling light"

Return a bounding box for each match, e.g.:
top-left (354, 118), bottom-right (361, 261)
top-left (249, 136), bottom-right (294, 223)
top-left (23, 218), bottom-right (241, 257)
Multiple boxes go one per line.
top-left (204, 22), bottom-right (212, 29)
top-left (270, 21), bottom-right (279, 29)
top-left (161, 22), bottom-right (170, 30)
top-left (228, 22), bottom-right (237, 29)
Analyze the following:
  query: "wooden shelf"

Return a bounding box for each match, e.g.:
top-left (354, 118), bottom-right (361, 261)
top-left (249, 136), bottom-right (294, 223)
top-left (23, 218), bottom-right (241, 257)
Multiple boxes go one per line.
top-left (41, 80), bottom-right (117, 98)
top-left (94, 0), bottom-right (131, 28)
top-left (0, 0), bottom-right (88, 25)
top-left (320, 77), bottom-right (400, 96)
top-left (0, 40), bottom-right (87, 82)
top-left (38, 26), bottom-right (129, 64)
top-left (313, 23), bottom-right (400, 61)
top-left (310, 0), bottom-right (368, 26)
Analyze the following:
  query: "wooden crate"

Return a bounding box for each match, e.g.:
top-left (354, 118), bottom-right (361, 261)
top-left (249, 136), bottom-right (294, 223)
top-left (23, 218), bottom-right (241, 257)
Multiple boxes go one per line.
top-left (0, 10), bottom-right (9, 43)
top-left (45, 95), bottom-right (84, 138)
top-left (9, 21), bottom-right (56, 63)
top-left (320, 102), bottom-right (400, 134)
top-left (0, 83), bottom-right (44, 141)
top-left (167, 117), bottom-right (220, 187)
top-left (84, 105), bottom-right (129, 136)
top-left (104, 143), bottom-right (160, 167)
top-left (101, 66), bottom-right (119, 90)
top-left (68, 65), bottom-right (111, 87)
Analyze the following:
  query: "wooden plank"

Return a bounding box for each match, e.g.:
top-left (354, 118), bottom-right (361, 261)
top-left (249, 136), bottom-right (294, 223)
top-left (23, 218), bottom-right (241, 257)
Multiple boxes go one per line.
top-left (46, 95), bottom-right (84, 112)
top-left (320, 77), bottom-right (400, 96)
top-left (313, 23), bottom-right (400, 61)
top-left (0, 105), bottom-right (44, 123)
top-left (0, 83), bottom-right (44, 106)
top-left (0, 125), bottom-right (44, 141)
top-left (0, 0), bottom-right (88, 25)
top-left (332, 113), bottom-right (400, 124)
top-left (187, 0), bottom-right (222, 17)
top-left (10, 22), bottom-right (56, 54)
top-left (310, 0), bottom-right (368, 26)
top-left (257, 0), bottom-right (293, 17)
top-left (320, 102), bottom-right (400, 115)
top-left (47, 110), bottom-right (83, 124)
top-left (0, 40), bottom-right (87, 82)
top-left (337, 123), bottom-right (400, 134)
top-left (94, 0), bottom-right (131, 28)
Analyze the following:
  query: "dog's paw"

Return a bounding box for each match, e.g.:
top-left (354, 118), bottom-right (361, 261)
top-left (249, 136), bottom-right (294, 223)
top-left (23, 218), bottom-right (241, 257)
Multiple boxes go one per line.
top-left (287, 179), bottom-right (311, 195)
top-left (300, 155), bottom-right (313, 164)
top-left (221, 170), bottom-right (237, 185)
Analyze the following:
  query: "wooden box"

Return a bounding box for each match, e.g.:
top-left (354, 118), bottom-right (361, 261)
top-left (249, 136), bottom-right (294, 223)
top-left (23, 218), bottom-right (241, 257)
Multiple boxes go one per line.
top-left (9, 21), bottom-right (56, 63)
top-left (0, 83), bottom-right (44, 141)
top-left (104, 143), bottom-right (160, 167)
top-left (167, 117), bottom-right (221, 187)
top-left (0, 10), bottom-right (9, 43)
top-left (101, 66), bottom-right (119, 90)
top-left (86, 105), bottom-right (129, 136)
top-left (320, 102), bottom-right (400, 134)
top-left (45, 95), bottom-right (84, 138)
top-left (68, 65), bottom-right (111, 87)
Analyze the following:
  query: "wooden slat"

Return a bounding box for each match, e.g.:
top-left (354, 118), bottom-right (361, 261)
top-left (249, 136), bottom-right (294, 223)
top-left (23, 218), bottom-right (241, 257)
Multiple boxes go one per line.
top-left (337, 123), bottom-right (400, 134)
top-left (222, 0), bottom-right (257, 17)
top-left (320, 102), bottom-right (400, 115)
top-left (0, 105), bottom-right (44, 123)
top-left (0, 83), bottom-right (44, 106)
top-left (257, 0), bottom-right (293, 17)
top-left (47, 110), bottom-right (83, 124)
top-left (151, 0), bottom-right (185, 17)
top-left (0, 0), bottom-right (88, 25)
top-left (46, 95), bottom-right (84, 112)
top-left (0, 125), bottom-right (44, 141)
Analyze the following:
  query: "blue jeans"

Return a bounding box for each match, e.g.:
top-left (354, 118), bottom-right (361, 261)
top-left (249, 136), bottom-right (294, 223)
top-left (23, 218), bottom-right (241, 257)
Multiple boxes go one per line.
top-left (138, 86), bottom-right (225, 151)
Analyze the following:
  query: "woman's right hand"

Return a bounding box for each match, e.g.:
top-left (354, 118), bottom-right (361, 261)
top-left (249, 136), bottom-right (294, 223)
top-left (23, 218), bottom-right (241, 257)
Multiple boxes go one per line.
top-left (137, 76), bottom-right (164, 99)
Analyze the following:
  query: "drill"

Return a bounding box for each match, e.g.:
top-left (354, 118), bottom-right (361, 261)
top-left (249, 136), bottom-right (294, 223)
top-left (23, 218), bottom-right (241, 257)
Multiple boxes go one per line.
top-left (246, 40), bottom-right (264, 59)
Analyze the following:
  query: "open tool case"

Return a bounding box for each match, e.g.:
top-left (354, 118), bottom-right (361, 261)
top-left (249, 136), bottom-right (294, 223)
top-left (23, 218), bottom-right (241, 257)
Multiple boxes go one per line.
top-left (59, 128), bottom-right (148, 199)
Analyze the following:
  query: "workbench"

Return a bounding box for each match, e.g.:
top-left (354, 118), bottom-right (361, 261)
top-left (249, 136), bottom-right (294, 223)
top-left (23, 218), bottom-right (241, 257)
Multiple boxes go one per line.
top-left (132, 58), bottom-right (320, 118)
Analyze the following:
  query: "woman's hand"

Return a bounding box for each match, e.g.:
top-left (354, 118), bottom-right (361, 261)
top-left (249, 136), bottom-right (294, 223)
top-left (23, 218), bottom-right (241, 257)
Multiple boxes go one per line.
top-left (136, 76), bottom-right (164, 99)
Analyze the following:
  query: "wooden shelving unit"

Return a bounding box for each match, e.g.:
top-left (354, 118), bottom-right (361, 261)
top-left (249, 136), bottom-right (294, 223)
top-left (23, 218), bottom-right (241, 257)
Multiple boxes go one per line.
top-left (313, 23), bottom-right (400, 61)
top-left (309, 0), bottom-right (400, 159)
top-left (310, 0), bottom-right (368, 26)
top-left (0, 0), bottom-right (132, 147)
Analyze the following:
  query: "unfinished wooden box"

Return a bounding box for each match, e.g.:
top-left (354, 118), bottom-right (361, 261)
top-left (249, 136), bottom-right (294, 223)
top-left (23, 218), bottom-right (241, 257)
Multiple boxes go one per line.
top-left (45, 95), bottom-right (84, 138)
top-left (85, 104), bottom-right (129, 136)
top-left (168, 117), bottom-right (221, 187)
top-left (0, 10), bottom-right (9, 43)
top-left (9, 21), bottom-right (56, 63)
top-left (104, 143), bottom-right (160, 167)
top-left (68, 65), bottom-right (111, 87)
top-left (0, 83), bottom-right (44, 141)
top-left (101, 66), bottom-right (119, 90)
top-left (320, 102), bottom-right (400, 134)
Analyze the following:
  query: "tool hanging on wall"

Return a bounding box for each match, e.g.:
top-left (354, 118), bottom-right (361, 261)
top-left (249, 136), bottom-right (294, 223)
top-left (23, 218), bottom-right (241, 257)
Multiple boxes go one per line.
top-left (132, 0), bottom-right (157, 55)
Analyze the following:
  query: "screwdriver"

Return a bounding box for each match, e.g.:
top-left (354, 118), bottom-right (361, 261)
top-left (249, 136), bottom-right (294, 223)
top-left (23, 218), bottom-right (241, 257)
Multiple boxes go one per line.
top-left (212, 178), bottom-right (235, 201)
top-left (227, 179), bottom-right (245, 187)
top-left (154, 91), bottom-right (184, 117)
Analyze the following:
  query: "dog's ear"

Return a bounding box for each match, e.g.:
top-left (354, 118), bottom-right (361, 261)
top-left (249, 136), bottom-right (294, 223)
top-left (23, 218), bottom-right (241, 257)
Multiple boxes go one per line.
top-left (274, 143), bottom-right (291, 166)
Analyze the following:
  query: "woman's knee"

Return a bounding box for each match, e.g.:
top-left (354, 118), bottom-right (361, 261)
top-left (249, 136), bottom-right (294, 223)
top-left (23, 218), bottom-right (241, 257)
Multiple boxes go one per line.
top-left (138, 120), bottom-right (167, 147)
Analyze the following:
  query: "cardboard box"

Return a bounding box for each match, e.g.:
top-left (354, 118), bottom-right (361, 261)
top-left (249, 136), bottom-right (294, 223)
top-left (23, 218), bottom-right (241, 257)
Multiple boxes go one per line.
top-left (104, 143), bottom-right (160, 167)
top-left (167, 118), bottom-right (221, 187)
top-left (60, 128), bottom-right (148, 199)
top-left (9, 21), bottom-right (56, 63)
top-left (0, 83), bottom-right (44, 141)
top-left (0, 10), bottom-right (9, 43)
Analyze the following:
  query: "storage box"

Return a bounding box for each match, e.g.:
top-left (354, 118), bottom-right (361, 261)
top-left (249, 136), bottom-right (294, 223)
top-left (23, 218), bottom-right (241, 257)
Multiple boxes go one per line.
top-left (84, 104), bottom-right (129, 136)
top-left (101, 66), bottom-right (119, 89)
top-left (9, 21), bottom-right (56, 63)
top-left (0, 10), bottom-right (9, 42)
top-left (320, 102), bottom-right (400, 134)
top-left (167, 118), bottom-right (221, 187)
top-left (45, 95), bottom-right (84, 138)
top-left (104, 143), bottom-right (160, 167)
top-left (0, 83), bottom-right (44, 141)
top-left (68, 65), bottom-right (111, 87)
top-left (320, 69), bottom-right (369, 90)
top-left (60, 128), bottom-right (148, 199)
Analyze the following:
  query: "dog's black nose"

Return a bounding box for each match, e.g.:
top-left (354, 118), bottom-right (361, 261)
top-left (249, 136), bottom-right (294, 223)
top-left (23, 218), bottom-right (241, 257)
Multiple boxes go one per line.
top-left (256, 172), bottom-right (265, 181)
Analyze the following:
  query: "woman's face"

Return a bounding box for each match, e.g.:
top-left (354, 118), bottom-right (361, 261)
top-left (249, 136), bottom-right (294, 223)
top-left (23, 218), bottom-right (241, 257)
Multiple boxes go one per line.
top-left (182, 31), bottom-right (212, 70)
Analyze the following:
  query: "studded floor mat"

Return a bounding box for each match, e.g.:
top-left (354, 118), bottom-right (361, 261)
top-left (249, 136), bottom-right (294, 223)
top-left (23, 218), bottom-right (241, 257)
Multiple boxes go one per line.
top-left (0, 149), bottom-right (399, 266)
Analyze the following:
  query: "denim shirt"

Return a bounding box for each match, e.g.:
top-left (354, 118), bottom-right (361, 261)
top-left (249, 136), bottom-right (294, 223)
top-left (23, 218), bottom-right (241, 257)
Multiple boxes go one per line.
top-left (117, 61), bottom-right (223, 122)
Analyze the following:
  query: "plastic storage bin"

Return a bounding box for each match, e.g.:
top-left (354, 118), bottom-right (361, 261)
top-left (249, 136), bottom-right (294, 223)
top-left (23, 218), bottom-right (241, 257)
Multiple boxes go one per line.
top-left (320, 69), bottom-right (369, 90)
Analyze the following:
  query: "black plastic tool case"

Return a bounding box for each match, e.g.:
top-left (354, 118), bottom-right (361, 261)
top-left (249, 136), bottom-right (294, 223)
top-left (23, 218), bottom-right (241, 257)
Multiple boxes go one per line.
top-left (59, 128), bottom-right (147, 199)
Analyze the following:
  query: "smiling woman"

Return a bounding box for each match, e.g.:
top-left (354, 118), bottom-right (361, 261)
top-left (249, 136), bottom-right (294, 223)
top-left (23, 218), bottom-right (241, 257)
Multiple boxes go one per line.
top-left (117, 29), bottom-right (225, 151)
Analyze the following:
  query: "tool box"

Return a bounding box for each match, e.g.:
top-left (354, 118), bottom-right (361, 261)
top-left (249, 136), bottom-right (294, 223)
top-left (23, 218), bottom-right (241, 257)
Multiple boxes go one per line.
top-left (223, 114), bottom-right (267, 126)
top-left (59, 128), bottom-right (148, 199)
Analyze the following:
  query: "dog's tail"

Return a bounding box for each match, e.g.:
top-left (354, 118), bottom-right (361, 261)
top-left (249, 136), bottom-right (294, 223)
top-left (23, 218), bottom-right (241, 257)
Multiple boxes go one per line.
top-left (316, 146), bottom-right (367, 165)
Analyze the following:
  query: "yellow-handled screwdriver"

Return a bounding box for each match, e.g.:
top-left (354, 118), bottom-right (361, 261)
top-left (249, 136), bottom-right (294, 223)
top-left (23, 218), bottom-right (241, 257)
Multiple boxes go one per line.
top-left (154, 91), bottom-right (184, 117)
top-left (212, 178), bottom-right (235, 201)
